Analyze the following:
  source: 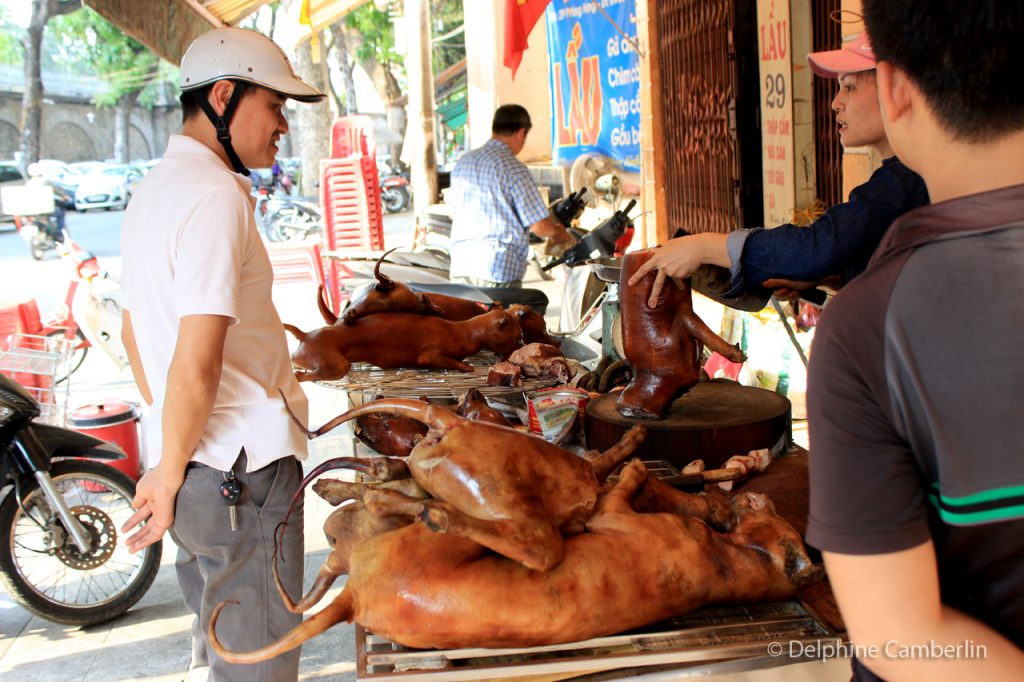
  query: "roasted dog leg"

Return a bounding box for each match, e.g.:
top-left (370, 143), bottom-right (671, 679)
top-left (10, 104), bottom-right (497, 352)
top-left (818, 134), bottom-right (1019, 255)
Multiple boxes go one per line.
top-left (272, 456), bottom-right (414, 613)
top-left (312, 477), bottom-right (429, 506)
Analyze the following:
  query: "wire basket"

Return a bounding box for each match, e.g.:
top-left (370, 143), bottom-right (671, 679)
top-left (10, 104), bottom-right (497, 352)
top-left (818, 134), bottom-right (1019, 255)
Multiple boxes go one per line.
top-left (0, 333), bottom-right (73, 425)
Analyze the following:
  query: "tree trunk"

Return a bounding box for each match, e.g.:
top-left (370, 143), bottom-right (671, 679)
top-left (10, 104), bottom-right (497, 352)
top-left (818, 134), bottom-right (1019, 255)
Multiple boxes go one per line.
top-left (405, 0), bottom-right (439, 210)
top-left (330, 23), bottom-right (358, 115)
top-left (113, 92), bottom-right (139, 163)
top-left (291, 35), bottom-right (332, 197)
top-left (19, 0), bottom-right (79, 171)
top-left (19, 0), bottom-right (49, 171)
top-left (340, 24), bottom-right (402, 106)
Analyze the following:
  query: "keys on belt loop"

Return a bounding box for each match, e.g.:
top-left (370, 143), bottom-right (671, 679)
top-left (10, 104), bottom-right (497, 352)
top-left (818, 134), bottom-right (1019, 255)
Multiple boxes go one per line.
top-left (220, 471), bottom-right (242, 532)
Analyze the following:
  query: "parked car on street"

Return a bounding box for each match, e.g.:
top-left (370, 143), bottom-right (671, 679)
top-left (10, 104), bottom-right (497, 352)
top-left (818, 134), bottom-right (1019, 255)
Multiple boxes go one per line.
top-left (70, 160), bottom-right (108, 176)
top-left (74, 164), bottom-right (143, 212)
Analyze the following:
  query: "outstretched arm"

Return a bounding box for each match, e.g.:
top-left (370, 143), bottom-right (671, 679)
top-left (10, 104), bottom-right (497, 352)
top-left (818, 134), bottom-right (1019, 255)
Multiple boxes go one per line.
top-left (626, 233), bottom-right (730, 307)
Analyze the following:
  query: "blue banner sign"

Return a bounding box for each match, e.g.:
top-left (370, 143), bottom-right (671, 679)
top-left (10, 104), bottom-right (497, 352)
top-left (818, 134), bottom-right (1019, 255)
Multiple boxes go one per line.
top-left (546, 0), bottom-right (640, 171)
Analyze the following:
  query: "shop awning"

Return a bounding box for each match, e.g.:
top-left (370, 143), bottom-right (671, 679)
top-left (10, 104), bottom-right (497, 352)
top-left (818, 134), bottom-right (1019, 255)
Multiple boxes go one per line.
top-left (436, 97), bottom-right (467, 130)
top-left (83, 0), bottom-right (373, 65)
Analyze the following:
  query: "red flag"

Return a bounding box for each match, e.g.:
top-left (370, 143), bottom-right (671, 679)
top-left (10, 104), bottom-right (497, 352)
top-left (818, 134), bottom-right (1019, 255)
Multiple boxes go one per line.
top-left (504, 0), bottom-right (552, 80)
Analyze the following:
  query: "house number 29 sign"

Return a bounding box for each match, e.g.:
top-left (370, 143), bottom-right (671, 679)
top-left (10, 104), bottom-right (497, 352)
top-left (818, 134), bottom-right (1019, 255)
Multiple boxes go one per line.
top-left (757, 0), bottom-right (795, 227)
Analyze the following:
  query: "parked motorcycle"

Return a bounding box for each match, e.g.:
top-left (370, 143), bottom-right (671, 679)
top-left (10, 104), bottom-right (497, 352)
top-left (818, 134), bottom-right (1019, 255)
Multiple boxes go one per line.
top-left (544, 198), bottom-right (638, 366)
top-left (39, 235), bottom-right (129, 382)
top-left (5, 179), bottom-right (71, 261)
top-left (0, 372), bottom-right (161, 625)
top-left (261, 195), bottom-right (322, 242)
top-left (16, 210), bottom-right (66, 261)
top-left (380, 170), bottom-right (411, 214)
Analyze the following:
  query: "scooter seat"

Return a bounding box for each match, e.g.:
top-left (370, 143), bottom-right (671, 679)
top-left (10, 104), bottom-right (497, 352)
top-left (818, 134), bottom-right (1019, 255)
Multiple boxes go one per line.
top-left (408, 282), bottom-right (492, 305)
top-left (407, 283), bottom-right (548, 315)
top-left (477, 287), bottom-right (548, 315)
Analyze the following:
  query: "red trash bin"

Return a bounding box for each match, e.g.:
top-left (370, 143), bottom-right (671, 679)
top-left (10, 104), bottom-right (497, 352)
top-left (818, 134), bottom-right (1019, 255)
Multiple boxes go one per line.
top-left (67, 401), bottom-right (142, 481)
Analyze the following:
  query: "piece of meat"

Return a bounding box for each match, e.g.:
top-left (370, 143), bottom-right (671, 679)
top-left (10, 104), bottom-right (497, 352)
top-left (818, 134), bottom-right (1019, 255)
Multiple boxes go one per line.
top-left (717, 449), bottom-right (773, 492)
top-left (209, 459), bottom-right (823, 659)
top-left (456, 388), bottom-right (511, 427)
top-left (354, 395), bottom-right (429, 456)
top-left (487, 361), bottom-right (523, 387)
top-left (617, 249), bottom-right (746, 419)
top-left (679, 456), bottom-right (704, 473)
top-left (508, 342), bottom-right (574, 382)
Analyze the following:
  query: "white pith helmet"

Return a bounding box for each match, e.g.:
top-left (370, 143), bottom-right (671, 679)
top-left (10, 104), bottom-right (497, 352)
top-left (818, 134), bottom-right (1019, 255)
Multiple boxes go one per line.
top-left (179, 27), bottom-right (324, 102)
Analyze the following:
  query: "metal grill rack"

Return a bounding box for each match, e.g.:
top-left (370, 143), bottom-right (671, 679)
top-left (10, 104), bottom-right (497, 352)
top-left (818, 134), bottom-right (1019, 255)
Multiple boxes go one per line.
top-left (318, 351), bottom-right (558, 405)
top-left (0, 333), bottom-right (73, 425)
top-left (356, 600), bottom-right (844, 680)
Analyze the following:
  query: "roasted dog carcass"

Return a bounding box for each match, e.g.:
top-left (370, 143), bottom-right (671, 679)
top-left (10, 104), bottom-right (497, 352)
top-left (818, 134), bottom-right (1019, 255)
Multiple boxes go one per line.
top-left (284, 308), bottom-right (522, 382)
top-left (337, 250), bottom-right (488, 324)
top-left (284, 398), bottom-right (647, 571)
top-left (210, 458), bottom-right (822, 658)
top-left (269, 421), bottom-right (648, 614)
top-left (617, 249), bottom-right (746, 419)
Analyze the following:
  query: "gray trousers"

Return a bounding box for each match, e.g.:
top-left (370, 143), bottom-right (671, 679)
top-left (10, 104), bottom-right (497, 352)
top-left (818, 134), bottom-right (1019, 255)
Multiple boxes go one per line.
top-left (170, 451), bottom-right (305, 682)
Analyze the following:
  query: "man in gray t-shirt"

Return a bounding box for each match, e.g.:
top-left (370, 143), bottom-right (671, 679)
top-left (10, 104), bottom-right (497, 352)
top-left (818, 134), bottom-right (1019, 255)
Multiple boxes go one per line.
top-left (806, 2), bottom-right (1024, 680)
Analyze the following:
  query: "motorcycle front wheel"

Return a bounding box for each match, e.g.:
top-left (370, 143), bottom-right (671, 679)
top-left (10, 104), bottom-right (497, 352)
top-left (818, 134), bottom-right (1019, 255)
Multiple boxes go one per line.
top-left (0, 460), bottom-right (162, 626)
top-left (30, 232), bottom-right (51, 261)
top-left (267, 207), bottom-right (321, 242)
top-left (47, 328), bottom-right (89, 383)
top-left (381, 186), bottom-right (410, 213)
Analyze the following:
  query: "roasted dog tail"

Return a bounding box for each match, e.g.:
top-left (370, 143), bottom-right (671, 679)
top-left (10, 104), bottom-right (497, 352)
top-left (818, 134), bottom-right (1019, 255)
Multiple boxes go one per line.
top-left (208, 589), bottom-right (355, 664)
top-left (283, 323), bottom-right (306, 341)
top-left (374, 247), bottom-right (400, 291)
top-left (317, 285), bottom-right (338, 325)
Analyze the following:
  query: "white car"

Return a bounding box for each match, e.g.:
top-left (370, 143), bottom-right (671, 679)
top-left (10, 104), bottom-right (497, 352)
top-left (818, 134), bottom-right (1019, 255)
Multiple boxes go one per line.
top-left (74, 164), bottom-right (143, 211)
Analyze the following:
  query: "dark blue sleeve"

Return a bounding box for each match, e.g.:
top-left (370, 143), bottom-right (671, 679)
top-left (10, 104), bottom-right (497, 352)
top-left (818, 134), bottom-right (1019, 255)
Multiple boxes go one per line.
top-left (732, 159), bottom-right (929, 292)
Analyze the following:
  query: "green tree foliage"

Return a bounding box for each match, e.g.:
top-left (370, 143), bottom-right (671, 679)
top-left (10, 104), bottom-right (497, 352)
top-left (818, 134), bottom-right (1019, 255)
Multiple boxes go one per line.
top-left (431, 0), bottom-right (464, 72)
top-left (345, 3), bottom-right (401, 73)
top-left (48, 7), bottom-right (165, 108)
top-left (0, 6), bottom-right (23, 65)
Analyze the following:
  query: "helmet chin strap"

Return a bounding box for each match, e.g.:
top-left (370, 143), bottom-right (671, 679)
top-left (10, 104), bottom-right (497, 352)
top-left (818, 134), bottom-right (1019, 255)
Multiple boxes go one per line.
top-left (197, 83), bottom-right (250, 176)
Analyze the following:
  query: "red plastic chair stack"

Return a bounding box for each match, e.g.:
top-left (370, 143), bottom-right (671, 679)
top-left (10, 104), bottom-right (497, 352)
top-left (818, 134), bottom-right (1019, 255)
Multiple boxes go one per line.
top-left (320, 116), bottom-right (386, 315)
top-left (0, 299), bottom-right (42, 352)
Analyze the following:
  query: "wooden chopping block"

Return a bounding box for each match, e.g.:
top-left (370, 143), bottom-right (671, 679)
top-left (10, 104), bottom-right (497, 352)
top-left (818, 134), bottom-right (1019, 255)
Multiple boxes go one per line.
top-left (584, 380), bottom-right (791, 470)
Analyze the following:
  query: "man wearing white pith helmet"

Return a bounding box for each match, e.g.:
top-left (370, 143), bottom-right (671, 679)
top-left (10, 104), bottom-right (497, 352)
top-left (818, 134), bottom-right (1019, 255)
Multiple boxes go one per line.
top-left (118, 28), bottom-right (324, 681)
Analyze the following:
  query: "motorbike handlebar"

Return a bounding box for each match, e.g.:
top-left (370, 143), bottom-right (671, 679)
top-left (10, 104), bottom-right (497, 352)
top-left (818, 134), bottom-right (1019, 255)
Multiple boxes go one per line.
top-left (542, 199), bottom-right (637, 271)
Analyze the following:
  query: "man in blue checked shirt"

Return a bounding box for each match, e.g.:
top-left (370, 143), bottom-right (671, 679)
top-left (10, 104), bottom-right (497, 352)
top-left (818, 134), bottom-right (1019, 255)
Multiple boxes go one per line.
top-left (448, 104), bottom-right (575, 287)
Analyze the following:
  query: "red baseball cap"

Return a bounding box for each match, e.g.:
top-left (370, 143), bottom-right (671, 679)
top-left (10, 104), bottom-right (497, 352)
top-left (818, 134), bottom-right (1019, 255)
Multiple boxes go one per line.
top-left (807, 33), bottom-right (876, 78)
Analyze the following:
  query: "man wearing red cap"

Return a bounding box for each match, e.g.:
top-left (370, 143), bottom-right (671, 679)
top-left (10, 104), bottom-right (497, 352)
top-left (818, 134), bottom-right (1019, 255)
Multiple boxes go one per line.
top-left (628, 32), bottom-right (928, 310)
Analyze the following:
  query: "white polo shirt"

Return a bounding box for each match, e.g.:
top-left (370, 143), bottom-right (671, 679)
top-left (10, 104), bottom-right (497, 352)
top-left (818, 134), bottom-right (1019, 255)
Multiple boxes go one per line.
top-left (120, 135), bottom-right (308, 472)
